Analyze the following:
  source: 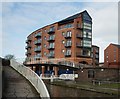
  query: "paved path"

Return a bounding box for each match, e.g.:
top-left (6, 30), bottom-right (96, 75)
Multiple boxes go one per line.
top-left (2, 66), bottom-right (40, 98)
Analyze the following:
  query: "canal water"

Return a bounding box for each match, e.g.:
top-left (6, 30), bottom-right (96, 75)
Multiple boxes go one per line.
top-left (44, 81), bottom-right (115, 98)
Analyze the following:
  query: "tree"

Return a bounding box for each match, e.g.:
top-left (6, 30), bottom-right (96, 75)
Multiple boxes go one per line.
top-left (4, 54), bottom-right (15, 60)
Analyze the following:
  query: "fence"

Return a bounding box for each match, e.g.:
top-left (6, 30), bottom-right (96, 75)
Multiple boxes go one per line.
top-left (10, 59), bottom-right (50, 99)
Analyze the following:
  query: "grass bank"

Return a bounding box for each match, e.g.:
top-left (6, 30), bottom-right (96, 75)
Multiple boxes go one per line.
top-left (50, 80), bottom-right (120, 96)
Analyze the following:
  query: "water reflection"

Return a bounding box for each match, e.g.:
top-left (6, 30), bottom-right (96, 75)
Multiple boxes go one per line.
top-left (45, 82), bottom-right (115, 98)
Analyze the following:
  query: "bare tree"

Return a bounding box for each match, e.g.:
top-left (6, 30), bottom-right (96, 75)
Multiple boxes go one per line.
top-left (4, 54), bottom-right (15, 60)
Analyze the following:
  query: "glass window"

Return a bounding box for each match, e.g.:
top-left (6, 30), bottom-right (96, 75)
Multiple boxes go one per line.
top-left (82, 49), bottom-right (91, 56)
top-left (44, 29), bottom-right (46, 32)
top-left (44, 44), bottom-right (46, 48)
top-left (49, 43), bottom-right (55, 48)
top-left (44, 52), bottom-right (47, 55)
top-left (83, 31), bottom-right (91, 38)
top-left (66, 31), bottom-right (72, 37)
top-left (44, 36), bottom-right (47, 40)
top-left (49, 26), bottom-right (55, 31)
top-left (88, 70), bottom-right (94, 78)
top-left (83, 22), bottom-right (92, 30)
top-left (49, 50), bottom-right (54, 55)
top-left (66, 49), bottom-right (71, 55)
top-left (83, 40), bottom-right (91, 47)
top-left (66, 40), bottom-right (72, 46)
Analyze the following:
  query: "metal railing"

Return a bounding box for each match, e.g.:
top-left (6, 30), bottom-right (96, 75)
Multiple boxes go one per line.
top-left (10, 59), bottom-right (50, 99)
top-left (24, 57), bottom-right (82, 69)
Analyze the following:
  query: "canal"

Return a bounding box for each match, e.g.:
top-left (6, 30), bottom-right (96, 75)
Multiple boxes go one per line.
top-left (44, 81), bottom-right (115, 98)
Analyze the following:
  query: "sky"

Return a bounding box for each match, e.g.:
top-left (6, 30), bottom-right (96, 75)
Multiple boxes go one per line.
top-left (1, 1), bottom-right (119, 62)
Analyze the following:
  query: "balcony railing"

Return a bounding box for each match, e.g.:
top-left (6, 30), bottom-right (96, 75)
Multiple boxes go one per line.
top-left (48, 46), bottom-right (55, 50)
top-left (65, 43), bottom-right (72, 48)
top-left (76, 43), bottom-right (83, 48)
top-left (76, 24), bottom-right (83, 29)
top-left (48, 54), bottom-right (55, 58)
top-left (26, 38), bottom-right (32, 43)
top-left (34, 40), bottom-right (41, 45)
top-left (65, 52), bottom-right (71, 57)
top-left (25, 44), bottom-right (31, 49)
top-left (64, 34), bottom-right (72, 38)
top-left (34, 47), bottom-right (41, 52)
top-left (47, 36), bottom-right (55, 42)
top-left (48, 28), bottom-right (55, 34)
top-left (76, 33), bottom-right (83, 39)
top-left (26, 50), bottom-right (31, 55)
top-left (76, 52), bottom-right (91, 58)
top-left (35, 33), bottom-right (41, 38)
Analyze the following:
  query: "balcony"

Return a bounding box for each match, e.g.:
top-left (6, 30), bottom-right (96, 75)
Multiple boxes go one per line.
top-left (34, 40), bottom-right (41, 45)
top-left (25, 50), bottom-right (31, 55)
top-left (34, 55), bottom-right (41, 60)
top-left (65, 52), bottom-right (71, 57)
top-left (26, 38), bottom-right (32, 43)
top-left (34, 47), bottom-right (41, 52)
top-left (48, 28), bottom-right (55, 34)
top-left (76, 43), bottom-right (83, 48)
top-left (76, 33), bottom-right (83, 39)
top-left (48, 46), bottom-right (55, 50)
top-left (35, 33), bottom-right (41, 38)
top-left (76, 52), bottom-right (91, 58)
top-left (65, 43), bottom-right (72, 48)
top-left (25, 44), bottom-right (31, 49)
top-left (76, 24), bottom-right (83, 29)
top-left (47, 36), bottom-right (55, 42)
top-left (48, 54), bottom-right (55, 58)
top-left (64, 34), bottom-right (72, 38)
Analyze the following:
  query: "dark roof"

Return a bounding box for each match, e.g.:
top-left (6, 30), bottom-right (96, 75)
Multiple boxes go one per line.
top-left (92, 45), bottom-right (99, 48)
top-left (58, 10), bottom-right (91, 24)
top-left (112, 43), bottom-right (120, 48)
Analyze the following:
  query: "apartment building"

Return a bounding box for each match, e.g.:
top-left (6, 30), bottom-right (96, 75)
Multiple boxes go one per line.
top-left (91, 45), bottom-right (99, 66)
top-left (26, 10), bottom-right (93, 66)
top-left (104, 43), bottom-right (120, 68)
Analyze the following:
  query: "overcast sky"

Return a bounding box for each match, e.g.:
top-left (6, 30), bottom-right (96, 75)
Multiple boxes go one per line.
top-left (1, 1), bottom-right (118, 62)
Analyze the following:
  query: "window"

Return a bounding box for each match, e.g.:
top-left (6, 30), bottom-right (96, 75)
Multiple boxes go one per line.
top-left (49, 50), bottom-right (54, 55)
top-left (49, 26), bottom-right (55, 32)
top-left (88, 70), bottom-right (94, 78)
top-left (95, 54), bottom-right (99, 58)
top-left (49, 35), bottom-right (55, 40)
top-left (44, 29), bottom-right (47, 32)
top-left (44, 44), bottom-right (46, 48)
top-left (58, 23), bottom-right (73, 30)
top-left (44, 52), bottom-right (47, 56)
top-left (82, 49), bottom-right (91, 56)
top-left (65, 31), bottom-right (72, 37)
top-left (64, 23), bottom-right (73, 28)
top-left (83, 31), bottom-right (92, 38)
top-left (106, 55), bottom-right (108, 58)
top-left (66, 49), bottom-right (71, 55)
top-left (44, 36), bottom-right (47, 40)
top-left (66, 40), bottom-right (72, 46)
top-left (83, 22), bottom-right (92, 30)
top-left (91, 53), bottom-right (93, 58)
top-left (83, 40), bottom-right (91, 47)
top-left (49, 43), bottom-right (55, 48)
top-left (114, 60), bottom-right (116, 62)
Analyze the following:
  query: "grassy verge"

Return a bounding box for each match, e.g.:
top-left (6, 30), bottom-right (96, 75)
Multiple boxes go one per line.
top-left (50, 80), bottom-right (120, 96)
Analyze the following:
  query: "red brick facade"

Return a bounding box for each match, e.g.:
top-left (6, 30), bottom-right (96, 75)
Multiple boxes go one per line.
top-left (26, 10), bottom-right (97, 65)
top-left (104, 43), bottom-right (120, 68)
